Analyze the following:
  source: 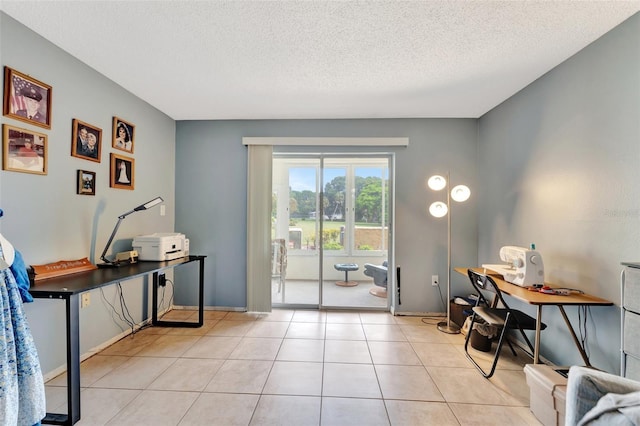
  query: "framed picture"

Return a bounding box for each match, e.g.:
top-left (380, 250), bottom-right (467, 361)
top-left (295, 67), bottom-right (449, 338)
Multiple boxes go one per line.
top-left (110, 153), bottom-right (134, 190)
top-left (112, 117), bottom-right (134, 153)
top-left (77, 170), bottom-right (96, 195)
top-left (3, 66), bottom-right (52, 130)
top-left (71, 119), bottom-right (102, 162)
top-left (2, 124), bottom-right (47, 175)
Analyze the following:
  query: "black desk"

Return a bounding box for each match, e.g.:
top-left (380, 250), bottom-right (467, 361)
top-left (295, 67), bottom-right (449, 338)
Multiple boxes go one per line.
top-left (29, 255), bottom-right (206, 425)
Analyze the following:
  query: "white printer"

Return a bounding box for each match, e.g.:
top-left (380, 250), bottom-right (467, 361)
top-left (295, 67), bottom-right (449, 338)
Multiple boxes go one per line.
top-left (132, 233), bottom-right (189, 261)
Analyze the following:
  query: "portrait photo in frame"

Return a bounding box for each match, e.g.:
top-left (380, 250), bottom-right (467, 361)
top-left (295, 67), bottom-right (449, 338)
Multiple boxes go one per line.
top-left (3, 66), bottom-right (52, 130)
top-left (2, 124), bottom-right (47, 175)
top-left (112, 117), bottom-right (134, 153)
top-left (77, 170), bottom-right (96, 196)
top-left (71, 119), bottom-right (102, 162)
top-left (110, 153), bottom-right (134, 190)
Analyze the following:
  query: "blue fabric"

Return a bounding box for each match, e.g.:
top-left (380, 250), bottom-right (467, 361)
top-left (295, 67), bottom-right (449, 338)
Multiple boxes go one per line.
top-left (11, 250), bottom-right (33, 303)
top-left (0, 244), bottom-right (46, 425)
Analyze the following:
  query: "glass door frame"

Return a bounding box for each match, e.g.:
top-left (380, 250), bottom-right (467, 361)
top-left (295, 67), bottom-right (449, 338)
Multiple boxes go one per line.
top-left (272, 152), bottom-right (395, 311)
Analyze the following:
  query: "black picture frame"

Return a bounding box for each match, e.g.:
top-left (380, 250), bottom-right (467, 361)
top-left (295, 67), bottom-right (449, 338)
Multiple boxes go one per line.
top-left (77, 170), bottom-right (96, 195)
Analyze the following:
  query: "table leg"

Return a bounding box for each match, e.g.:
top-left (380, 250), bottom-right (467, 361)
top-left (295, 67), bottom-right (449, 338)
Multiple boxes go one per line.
top-left (67, 294), bottom-right (81, 424)
top-left (557, 305), bottom-right (592, 367)
top-left (42, 295), bottom-right (81, 425)
top-left (152, 259), bottom-right (204, 328)
top-left (534, 305), bottom-right (542, 364)
top-left (197, 257), bottom-right (204, 326)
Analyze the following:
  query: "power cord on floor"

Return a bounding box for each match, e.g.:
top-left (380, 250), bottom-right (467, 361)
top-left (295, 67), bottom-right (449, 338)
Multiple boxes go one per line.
top-left (117, 282), bottom-right (136, 334)
top-left (158, 278), bottom-right (175, 315)
top-left (420, 278), bottom-right (449, 325)
top-left (578, 305), bottom-right (591, 360)
top-left (421, 315), bottom-right (446, 325)
top-left (100, 283), bottom-right (135, 334)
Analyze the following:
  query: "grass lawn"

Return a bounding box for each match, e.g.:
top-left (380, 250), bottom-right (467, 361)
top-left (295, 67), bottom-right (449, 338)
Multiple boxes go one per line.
top-left (289, 219), bottom-right (342, 245)
top-left (288, 219), bottom-right (382, 247)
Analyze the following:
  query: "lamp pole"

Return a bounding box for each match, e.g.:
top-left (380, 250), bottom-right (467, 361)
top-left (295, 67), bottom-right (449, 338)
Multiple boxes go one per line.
top-left (428, 173), bottom-right (469, 334)
top-left (437, 173), bottom-right (460, 334)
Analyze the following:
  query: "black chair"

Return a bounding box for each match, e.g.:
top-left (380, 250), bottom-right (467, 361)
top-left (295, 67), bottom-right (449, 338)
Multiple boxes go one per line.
top-left (464, 269), bottom-right (546, 378)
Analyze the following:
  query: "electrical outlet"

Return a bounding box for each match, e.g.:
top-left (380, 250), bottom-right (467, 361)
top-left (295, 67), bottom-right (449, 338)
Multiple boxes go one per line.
top-left (158, 273), bottom-right (166, 287)
top-left (81, 292), bottom-right (91, 308)
top-left (431, 275), bottom-right (439, 286)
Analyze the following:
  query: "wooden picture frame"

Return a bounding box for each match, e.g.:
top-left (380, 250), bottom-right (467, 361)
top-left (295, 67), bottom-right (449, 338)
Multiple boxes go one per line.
top-left (110, 153), bottom-right (134, 190)
top-left (112, 117), bottom-right (134, 153)
top-left (2, 124), bottom-right (47, 175)
top-left (71, 119), bottom-right (102, 162)
top-left (3, 66), bottom-right (52, 129)
top-left (77, 170), bottom-right (96, 195)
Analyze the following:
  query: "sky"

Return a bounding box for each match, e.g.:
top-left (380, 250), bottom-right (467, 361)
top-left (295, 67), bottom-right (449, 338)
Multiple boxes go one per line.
top-left (289, 167), bottom-right (387, 192)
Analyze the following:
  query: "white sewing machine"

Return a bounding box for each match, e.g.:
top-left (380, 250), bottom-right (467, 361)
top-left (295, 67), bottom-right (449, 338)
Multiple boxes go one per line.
top-left (482, 246), bottom-right (545, 286)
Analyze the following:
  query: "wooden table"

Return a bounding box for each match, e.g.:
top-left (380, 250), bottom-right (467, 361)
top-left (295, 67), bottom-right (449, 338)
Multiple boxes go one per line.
top-left (455, 267), bottom-right (612, 365)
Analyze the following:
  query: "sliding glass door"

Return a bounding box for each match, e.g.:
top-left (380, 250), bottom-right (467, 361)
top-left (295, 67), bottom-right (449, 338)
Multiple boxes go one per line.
top-left (272, 157), bottom-right (321, 306)
top-left (272, 154), bottom-right (392, 310)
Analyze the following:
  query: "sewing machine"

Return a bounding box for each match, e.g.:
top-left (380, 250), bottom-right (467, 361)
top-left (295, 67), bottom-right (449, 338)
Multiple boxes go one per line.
top-left (482, 246), bottom-right (545, 286)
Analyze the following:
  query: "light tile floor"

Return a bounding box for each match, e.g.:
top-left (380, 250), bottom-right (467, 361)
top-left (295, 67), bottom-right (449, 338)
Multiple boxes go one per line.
top-left (45, 309), bottom-right (543, 425)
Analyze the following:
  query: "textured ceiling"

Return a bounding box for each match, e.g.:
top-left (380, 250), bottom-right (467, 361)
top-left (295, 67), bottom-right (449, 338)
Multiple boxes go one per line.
top-left (1, 1), bottom-right (639, 120)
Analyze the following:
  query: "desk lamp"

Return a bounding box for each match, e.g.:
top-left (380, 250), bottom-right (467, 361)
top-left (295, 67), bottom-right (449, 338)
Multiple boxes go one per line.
top-left (98, 196), bottom-right (163, 267)
top-left (428, 174), bottom-right (470, 334)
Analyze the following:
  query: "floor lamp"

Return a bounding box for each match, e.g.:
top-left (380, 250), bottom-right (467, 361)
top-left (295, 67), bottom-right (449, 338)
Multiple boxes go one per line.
top-left (428, 173), bottom-right (470, 334)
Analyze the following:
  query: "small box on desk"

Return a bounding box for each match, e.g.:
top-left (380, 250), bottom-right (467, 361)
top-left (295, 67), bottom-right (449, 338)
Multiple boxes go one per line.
top-left (524, 364), bottom-right (567, 426)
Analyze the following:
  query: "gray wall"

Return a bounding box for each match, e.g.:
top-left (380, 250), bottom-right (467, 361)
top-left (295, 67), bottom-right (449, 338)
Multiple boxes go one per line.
top-left (477, 12), bottom-right (640, 372)
top-left (174, 119), bottom-right (479, 314)
top-left (1, 13), bottom-right (176, 374)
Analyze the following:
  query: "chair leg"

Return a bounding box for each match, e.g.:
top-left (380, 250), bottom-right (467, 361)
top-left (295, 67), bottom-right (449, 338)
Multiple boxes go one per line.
top-left (516, 324), bottom-right (537, 357)
top-left (464, 312), bottom-right (511, 379)
top-left (505, 338), bottom-right (518, 356)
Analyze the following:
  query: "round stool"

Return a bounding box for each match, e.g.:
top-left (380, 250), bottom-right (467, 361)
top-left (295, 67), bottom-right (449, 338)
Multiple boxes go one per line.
top-left (334, 263), bottom-right (359, 287)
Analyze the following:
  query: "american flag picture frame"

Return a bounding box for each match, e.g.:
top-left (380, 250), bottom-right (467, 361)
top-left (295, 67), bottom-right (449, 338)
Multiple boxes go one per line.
top-left (3, 66), bottom-right (52, 130)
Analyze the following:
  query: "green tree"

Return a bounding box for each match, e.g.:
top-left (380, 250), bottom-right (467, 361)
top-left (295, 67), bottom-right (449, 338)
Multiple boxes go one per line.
top-left (354, 177), bottom-right (389, 224)
top-left (324, 176), bottom-right (345, 219)
top-left (291, 189), bottom-right (316, 217)
top-left (289, 197), bottom-right (298, 216)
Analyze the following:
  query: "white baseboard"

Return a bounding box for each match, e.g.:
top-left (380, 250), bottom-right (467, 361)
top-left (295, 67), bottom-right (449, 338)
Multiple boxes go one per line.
top-left (171, 305), bottom-right (246, 312)
top-left (395, 311), bottom-right (446, 317)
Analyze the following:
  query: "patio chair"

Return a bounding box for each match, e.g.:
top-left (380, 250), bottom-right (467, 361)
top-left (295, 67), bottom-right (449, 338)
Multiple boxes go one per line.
top-left (364, 261), bottom-right (388, 297)
top-left (271, 239), bottom-right (287, 295)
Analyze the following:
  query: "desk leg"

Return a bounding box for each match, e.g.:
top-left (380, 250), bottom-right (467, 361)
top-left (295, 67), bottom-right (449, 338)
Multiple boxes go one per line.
top-left (534, 305), bottom-right (542, 364)
top-left (152, 271), bottom-right (159, 325)
top-left (152, 258), bottom-right (204, 328)
top-left (43, 295), bottom-right (81, 425)
top-left (67, 294), bottom-right (81, 424)
top-left (198, 258), bottom-right (204, 326)
top-left (557, 305), bottom-right (592, 367)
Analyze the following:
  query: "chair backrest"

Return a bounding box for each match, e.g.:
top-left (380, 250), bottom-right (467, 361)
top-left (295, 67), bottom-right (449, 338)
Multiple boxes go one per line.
top-left (271, 239), bottom-right (287, 275)
top-left (466, 269), bottom-right (511, 309)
